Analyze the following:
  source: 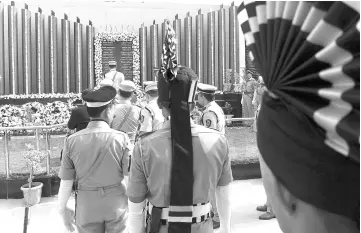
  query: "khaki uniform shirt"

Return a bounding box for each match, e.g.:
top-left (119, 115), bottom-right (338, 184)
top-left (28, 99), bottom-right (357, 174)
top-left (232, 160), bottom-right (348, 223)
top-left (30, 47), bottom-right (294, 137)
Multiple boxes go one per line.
top-left (59, 121), bottom-right (130, 187)
top-left (139, 99), bottom-right (164, 133)
top-left (200, 101), bottom-right (226, 134)
top-left (104, 69), bottom-right (125, 90)
top-left (127, 120), bottom-right (233, 232)
top-left (111, 100), bottom-right (142, 144)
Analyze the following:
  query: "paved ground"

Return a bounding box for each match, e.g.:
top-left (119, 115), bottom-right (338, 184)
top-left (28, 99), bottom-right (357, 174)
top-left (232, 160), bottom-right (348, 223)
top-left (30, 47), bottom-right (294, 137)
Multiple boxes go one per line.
top-left (0, 179), bottom-right (282, 233)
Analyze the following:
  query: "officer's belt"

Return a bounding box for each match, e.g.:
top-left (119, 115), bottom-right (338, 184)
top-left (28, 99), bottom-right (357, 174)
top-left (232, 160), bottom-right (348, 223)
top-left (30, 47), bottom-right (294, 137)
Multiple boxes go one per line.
top-left (147, 202), bottom-right (211, 224)
top-left (77, 182), bottom-right (123, 191)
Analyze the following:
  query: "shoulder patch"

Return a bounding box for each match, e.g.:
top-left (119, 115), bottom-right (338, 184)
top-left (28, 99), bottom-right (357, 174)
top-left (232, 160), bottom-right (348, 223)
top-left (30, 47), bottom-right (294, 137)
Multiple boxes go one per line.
top-left (205, 119), bottom-right (212, 128)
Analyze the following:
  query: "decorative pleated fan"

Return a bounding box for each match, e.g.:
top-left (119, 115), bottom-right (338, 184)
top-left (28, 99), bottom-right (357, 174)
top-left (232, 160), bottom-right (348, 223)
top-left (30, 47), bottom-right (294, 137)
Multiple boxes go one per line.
top-left (238, 1), bottom-right (360, 162)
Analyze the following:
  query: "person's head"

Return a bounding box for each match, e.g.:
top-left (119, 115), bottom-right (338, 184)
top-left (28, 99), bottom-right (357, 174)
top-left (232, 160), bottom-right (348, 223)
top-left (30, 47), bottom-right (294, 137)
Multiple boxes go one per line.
top-left (246, 72), bottom-right (252, 81)
top-left (82, 86), bottom-right (117, 125)
top-left (196, 83), bottom-right (217, 107)
top-left (258, 92), bottom-right (360, 233)
top-left (118, 80), bottom-right (136, 100)
top-left (157, 67), bottom-right (198, 119)
top-left (258, 76), bottom-right (264, 85)
top-left (144, 82), bottom-right (158, 101)
top-left (108, 61), bottom-right (117, 70)
top-left (81, 88), bottom-right (93, 105)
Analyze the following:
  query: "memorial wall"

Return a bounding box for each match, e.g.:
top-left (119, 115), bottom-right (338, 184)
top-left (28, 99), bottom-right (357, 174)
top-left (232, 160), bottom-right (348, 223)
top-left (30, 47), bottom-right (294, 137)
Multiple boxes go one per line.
top-left (0, 1), bottom-right (95, 95)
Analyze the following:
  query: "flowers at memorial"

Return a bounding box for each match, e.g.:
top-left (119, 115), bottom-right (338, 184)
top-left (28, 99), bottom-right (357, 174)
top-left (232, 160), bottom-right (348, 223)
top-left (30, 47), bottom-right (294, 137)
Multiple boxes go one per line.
top-left (0, 101), bottom-right (73, 133)
top-left (0, 93), bottom-right (80, 100)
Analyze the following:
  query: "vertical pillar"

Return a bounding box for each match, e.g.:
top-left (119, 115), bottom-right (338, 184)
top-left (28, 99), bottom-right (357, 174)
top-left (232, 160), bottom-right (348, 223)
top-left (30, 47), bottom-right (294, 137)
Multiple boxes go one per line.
top-left (0, 3), bottom-right (5, 94)
top-left (23, 4), bottom-right (31, 94)
top-left (75, 18), bottom-right (82, 93)
top-left (218, 4), bottom-right (227, 90)
top-left (139, 24), bottom-right (147, 85)
top-left (229, 2), bottom-right (239, 79)
top-left (208, 9), bottom-right (216, 86)
top-left (150, 20), bottom-right (158, 80)
top-left (184, 12), bottom-right (192, 68)
top-left (50, 11), bottom-right (57, 93)
top-left (87, 21), bottom-right (94, 89)
top-left (196, 10), bottom-right (203, 82)
top-left (62, 14), bottom-right (70, 92)
top-left (9, 2), bottom-right (17, 94)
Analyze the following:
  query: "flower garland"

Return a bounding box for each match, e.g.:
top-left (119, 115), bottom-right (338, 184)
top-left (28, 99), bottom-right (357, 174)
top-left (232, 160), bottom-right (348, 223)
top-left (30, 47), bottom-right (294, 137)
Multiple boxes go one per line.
top-left (0, 93), bottom-right (80, 100)
top-left (94, 32), bottom-right (142, 100)
top-left (0, 101), bottom-right (74, 134)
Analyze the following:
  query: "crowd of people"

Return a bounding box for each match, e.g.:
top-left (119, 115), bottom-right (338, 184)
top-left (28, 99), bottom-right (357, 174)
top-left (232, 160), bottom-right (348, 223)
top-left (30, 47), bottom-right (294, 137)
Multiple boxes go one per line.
top-left (56, 2), bottom-right (360, 232)
top-left (59, 61), bottom-right (233, 233)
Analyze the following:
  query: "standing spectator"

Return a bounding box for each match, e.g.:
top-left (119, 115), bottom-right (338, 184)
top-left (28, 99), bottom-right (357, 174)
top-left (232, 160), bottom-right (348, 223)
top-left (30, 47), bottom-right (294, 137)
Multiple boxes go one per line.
top-left (252, 76), bottom-right (266, 132)
top-left (241, 72), bottom-right (257, 124)
top-left (67, 89), bottom-right (92, 132)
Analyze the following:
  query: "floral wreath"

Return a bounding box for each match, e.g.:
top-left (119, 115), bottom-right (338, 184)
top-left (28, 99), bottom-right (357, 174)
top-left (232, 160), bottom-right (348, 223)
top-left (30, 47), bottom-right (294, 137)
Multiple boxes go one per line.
top-left (94, 32), bottom-right (143, 101)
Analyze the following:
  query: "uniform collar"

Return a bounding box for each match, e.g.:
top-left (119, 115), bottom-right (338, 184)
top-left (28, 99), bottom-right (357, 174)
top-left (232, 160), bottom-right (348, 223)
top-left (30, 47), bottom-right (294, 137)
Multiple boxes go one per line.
top-left (204, 101), bottom-right (214, 109)
top-left (87, 120), bottom-right (111, 129)
top-left (162, 118), bottom-right (195, 129)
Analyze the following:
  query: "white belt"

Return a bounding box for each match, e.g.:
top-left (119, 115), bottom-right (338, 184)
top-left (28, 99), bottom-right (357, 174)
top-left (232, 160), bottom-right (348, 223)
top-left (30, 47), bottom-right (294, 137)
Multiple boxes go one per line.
top-left (147, 202), bottom-right (212, 223)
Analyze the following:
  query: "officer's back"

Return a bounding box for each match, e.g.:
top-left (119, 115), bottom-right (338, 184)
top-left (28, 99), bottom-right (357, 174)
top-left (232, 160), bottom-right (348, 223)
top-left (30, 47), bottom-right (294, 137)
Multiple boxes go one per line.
top-left (133, 122), bottom-right (231, 208)
top-left (111, 80), bottom-right (141, 144)
top-left (58, 86), bottom-right (130, 233)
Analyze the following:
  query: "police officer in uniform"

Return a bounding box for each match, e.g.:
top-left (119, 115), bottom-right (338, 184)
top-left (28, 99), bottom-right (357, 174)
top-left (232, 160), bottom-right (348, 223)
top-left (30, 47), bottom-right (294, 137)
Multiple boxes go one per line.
top-left (197, 83), bottom-right (225, 135)
top-left (139, 81), bottom-right (154, 108)
top-left (104, 61), bottom-right (125, 90)
top-left (127, 66), bottom-right (233, 233)
top-left (138, 81), bottom-right (164, 135)
top-left (111, 80), bottom-right (142, 146)
top-left (196, 83), bottom-right (226, 229)
top-left (58, 86), bottom-right (130, 233)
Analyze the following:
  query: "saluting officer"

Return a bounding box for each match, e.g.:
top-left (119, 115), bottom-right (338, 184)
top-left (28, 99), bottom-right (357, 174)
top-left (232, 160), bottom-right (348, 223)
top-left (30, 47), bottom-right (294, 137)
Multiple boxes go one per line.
top-left (197, 83), bottom-right (226, 135)
top-left (58, 86), bottom-right (130, 233)
top-left (127, 66), bottom-right (233, 233)
top-left (104, 61), bottom-right (125, 90)
top-left (111, 80), bottom-right (142, 145)
top-left (138, 81), bottom-right (164, 135)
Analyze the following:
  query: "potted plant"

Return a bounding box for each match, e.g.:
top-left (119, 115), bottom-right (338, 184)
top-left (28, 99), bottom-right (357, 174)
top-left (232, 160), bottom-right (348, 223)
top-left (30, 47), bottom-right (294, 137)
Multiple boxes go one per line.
top-left (21, 143), bottom-right (46, 232)
top-left (224, 102), bottom-right (234, 126)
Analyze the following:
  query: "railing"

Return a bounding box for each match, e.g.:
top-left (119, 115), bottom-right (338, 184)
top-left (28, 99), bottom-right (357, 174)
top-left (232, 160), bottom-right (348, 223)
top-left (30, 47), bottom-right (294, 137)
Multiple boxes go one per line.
top-left (0, 123), bottom-right (66, 179)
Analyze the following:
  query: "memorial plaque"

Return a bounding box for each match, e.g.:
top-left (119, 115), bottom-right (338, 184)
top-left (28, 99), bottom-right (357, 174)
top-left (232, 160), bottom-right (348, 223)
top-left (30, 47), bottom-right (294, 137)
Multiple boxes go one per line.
top-left (101, 40), bottom-right (134, 80)
top-left (101, 40), bottom-right (116, 75)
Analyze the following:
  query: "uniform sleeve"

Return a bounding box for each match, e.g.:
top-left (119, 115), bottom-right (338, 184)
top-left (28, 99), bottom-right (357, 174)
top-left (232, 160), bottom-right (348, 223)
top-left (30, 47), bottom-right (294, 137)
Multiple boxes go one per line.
top-left (218, 138), bottom-right (233, 186)
top-left (139, 108), bottom-right (153, 133)
top-left (114, 133), bottom-right (131, 176)
top-left (202, 112), bottom-right (218, 131)
top-left (126, 142), bottom-right (148, 201)
top-left (58, 138), bottom-right (76, 180)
